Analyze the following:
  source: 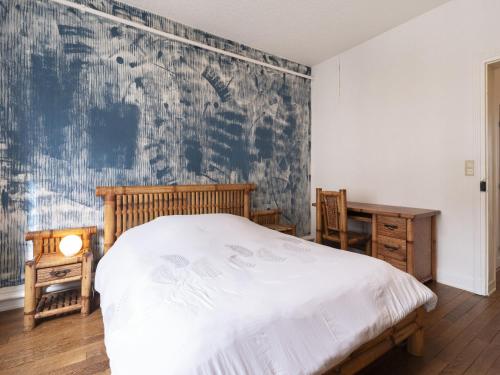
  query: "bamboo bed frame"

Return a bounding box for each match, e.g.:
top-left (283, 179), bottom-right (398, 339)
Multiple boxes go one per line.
top-left (96, 183), bottom-right (256, 253)
top-left (96, 183), bottom-right (425, 375)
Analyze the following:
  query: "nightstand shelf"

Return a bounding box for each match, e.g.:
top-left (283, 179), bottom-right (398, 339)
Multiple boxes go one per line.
top-left (35, 288), bottom-right (82, 319)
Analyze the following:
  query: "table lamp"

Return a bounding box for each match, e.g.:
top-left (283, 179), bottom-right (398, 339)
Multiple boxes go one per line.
top-left (59, 235), bottom-right (83, 257)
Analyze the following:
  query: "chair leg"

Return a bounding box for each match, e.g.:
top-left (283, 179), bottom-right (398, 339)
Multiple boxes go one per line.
top-left (365, 240), bottom-right (372, 256)
top-left (340, 231), bottom-right (348, 250)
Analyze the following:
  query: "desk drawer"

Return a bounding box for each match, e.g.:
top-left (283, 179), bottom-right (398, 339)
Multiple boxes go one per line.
top-left (37, 263), bottom-right (81, 284)
top-left (377, 215), bottom-right (406, 240)
top-left (378, 255), bottom-right (407, 272)
top-left (377, 235), bottom-right (407, 261)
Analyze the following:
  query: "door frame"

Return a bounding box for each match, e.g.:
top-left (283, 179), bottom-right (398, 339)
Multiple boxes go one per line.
top-left (480, 56), bottom-right (500, 296)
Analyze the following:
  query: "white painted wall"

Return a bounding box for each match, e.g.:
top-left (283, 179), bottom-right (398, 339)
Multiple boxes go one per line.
top-left (311, 0), bottom-right (500, 294)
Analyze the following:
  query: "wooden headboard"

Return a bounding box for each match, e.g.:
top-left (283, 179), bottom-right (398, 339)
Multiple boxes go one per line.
top-left (96, 183), bottom-right (256, 253)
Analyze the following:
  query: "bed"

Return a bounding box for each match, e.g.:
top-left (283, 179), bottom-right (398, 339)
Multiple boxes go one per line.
top-left (95, 183), bottom-right (437, 375)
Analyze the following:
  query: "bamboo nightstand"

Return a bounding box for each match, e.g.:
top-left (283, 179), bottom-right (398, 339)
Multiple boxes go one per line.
top-left (24, 226), bottom-right (96, 331)
top-left (251, 209), bottom-right (296, 236)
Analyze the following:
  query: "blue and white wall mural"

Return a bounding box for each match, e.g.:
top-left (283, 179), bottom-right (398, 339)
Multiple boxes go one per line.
top-left (0, 0), bottom-right (311, 287)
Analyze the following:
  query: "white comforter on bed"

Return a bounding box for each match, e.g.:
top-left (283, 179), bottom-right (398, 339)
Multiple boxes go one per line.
top-left (96, 214), bottom-right (437, 375)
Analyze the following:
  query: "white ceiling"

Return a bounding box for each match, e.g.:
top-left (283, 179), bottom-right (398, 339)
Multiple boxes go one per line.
top-left (120, 0), bottom-right (451, 66)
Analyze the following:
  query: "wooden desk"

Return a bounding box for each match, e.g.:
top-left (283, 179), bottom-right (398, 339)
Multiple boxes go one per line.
top-left (313, 201), bottom-right (440, 282)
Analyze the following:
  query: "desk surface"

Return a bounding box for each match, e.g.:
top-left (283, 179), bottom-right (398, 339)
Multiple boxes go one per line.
top-left (313, 201), bottom-right (440, 219)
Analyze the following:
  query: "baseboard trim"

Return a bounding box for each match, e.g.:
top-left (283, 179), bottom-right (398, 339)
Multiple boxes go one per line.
top-left (488, 279), bottom-right (497, 296)
top-left (437, 272), bottom-right (478, 295)
top-left (0, 285), bottom-right (24, 312)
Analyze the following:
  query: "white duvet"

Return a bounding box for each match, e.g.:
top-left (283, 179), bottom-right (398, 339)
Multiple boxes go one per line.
top-left (96, 214), bottom-right (437, 375)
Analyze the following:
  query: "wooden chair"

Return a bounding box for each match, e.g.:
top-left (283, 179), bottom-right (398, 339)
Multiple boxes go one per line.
top-left (315, 188), bottom-right (371, 253)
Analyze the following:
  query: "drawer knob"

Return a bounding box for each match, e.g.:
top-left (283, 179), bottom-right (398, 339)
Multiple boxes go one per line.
top-left (50, 269), bottom-right (70, 278)
top-left (384, 224), bottom-right (398, 230)
top-left (384, 245), bottom-right (399, 251)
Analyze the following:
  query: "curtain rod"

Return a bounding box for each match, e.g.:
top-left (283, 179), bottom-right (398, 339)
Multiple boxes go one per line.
top-left (51, 0), bottom-right (312, 80)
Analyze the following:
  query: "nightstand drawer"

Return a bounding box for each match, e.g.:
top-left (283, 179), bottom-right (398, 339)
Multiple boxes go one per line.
top-left (378, 235), bottom-right (406, 261)
top-left (377, 215), bottom-right (406, 240)
top-left (263, 223), bottom-right (296, 236)
top-left (37, 263), bottom-right (81, 284)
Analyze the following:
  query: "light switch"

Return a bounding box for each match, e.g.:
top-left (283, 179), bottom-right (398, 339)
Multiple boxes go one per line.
top-left (465, 160), bottom-right (474, 176)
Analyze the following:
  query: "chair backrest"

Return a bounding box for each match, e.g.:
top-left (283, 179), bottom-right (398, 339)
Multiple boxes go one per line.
top-left (316, 188), bottom-right (348, 236)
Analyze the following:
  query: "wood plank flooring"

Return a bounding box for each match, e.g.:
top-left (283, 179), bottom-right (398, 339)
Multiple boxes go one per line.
top-left (0, 274), bottom-right (499, 374)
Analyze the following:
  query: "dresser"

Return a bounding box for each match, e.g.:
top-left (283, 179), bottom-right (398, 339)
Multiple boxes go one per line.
top-left (315, 201), bottom-right (440, 282)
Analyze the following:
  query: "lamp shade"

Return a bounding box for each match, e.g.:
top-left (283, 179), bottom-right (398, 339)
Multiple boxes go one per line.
top-left (59, 235), bottom-right (83, 257)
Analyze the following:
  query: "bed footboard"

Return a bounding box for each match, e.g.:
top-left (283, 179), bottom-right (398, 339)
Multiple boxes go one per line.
top-left (326, 307), bottom-right (425, 374)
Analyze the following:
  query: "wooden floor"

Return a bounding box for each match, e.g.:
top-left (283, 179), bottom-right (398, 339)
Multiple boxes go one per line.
top-left (1, 274), bottom-right (500, 374)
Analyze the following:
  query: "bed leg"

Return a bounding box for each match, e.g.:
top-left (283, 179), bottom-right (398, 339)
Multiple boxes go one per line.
top-left (407, 328), bottom-right (424, 356)
top-left (408, 307), bottom-right (425, 356)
